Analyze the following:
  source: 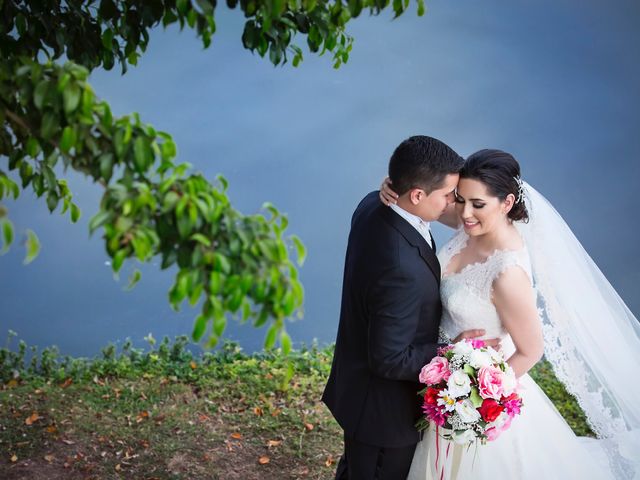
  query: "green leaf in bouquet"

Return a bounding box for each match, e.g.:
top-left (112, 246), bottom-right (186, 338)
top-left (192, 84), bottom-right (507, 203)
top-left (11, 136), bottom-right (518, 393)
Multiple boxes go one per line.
top-left (470, 386), bottom-right (483, 408)
top-left (463, 364), bottom-right (477, 378)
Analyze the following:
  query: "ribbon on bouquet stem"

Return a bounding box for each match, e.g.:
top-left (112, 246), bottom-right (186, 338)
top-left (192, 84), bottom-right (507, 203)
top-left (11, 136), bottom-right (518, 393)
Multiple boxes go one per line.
top-left (434, 425), bottom-right (462, 480)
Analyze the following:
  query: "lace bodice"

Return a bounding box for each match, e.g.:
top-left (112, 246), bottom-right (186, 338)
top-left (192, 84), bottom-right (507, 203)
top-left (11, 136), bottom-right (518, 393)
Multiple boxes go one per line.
top-left (438, 229), bottom-right (533, 344)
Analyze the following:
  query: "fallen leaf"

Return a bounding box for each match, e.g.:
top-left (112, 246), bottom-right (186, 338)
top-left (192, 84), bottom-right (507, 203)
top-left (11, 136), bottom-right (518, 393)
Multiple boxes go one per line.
top-left (46, 425), bottom-right (58, 434)
top-left (304, 422), bottom-right (314, 431)
top-left (61, 439), bottom-right (75, 445)
top-left (10, 454), bottom-right (17, 462)
top-left (198, 413), bottom-right (210, 422)
top-left (25, 412), bottom-right (41, 425)
top-left (258, 455), bottom-right (270, 465)
top-left (190, 361), bottom-right (197, 370)
top-left (136, 410), bottom-right (149, 423)
top-left (7, 379), bottom-right (18, 388)
top-left (60, 378), bottom-right (72, 388)
top-left (271, 408), bottom-right (282, 417)
top-left (44, 454), bottom-right (54, 463)
top-left (253, 407), bottom-right (264, 416)
top-left (325, 455), bottom-right (335, 467)
top-left (115, 463), bottom-right (121, 471)
top-left (267, 440), bottom-right (282, 448)
top-left (230, 432), bottom-right (242, 440)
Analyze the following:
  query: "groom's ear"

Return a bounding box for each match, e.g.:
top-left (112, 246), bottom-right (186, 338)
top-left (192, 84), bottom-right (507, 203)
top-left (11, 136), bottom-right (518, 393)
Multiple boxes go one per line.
top-left (409, 188), bottom-right (426, 205)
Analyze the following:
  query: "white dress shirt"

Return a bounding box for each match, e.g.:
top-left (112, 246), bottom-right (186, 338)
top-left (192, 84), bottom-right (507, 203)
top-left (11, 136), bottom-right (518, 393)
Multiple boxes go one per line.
top-left (389, 204), bottom-right (432, 248)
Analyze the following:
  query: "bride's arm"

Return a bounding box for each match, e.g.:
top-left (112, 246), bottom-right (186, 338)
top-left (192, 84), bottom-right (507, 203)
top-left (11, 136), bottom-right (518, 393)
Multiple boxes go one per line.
top-left (492, 267), bottom-right (544, 378)
top-left (378, 177), bottom-right (461, 229)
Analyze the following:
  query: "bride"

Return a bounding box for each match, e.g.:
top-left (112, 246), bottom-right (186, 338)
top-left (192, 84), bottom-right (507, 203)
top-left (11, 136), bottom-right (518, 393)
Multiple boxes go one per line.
top-left (380, 149), bottom-right (640, 479)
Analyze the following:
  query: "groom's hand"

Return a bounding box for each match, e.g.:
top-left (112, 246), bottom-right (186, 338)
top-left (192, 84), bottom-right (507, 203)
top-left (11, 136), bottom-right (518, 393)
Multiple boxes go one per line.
top-left (453, 329), bottom-right (502, 351)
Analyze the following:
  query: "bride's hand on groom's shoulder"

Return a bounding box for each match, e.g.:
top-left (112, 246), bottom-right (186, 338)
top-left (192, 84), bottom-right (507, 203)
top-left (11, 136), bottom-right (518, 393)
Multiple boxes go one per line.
top-left (453, 329), bottom-right (502, 351)
top-left (379, 177), bottom-right (398, 206)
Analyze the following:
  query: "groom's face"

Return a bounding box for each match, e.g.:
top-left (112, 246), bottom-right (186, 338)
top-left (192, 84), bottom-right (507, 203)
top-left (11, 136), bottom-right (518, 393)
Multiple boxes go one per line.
top-left (411, 173), bottom-right (459, 221)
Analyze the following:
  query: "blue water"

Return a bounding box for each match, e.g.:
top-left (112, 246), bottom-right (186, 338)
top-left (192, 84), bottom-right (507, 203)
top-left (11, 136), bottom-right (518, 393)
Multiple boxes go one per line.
top-left (2, 0), bottom-right (639, 356)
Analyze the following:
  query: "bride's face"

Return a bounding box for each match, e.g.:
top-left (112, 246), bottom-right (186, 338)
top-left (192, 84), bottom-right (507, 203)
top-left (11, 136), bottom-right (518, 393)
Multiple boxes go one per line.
top-left (455, 178), bottom-right (507, 236)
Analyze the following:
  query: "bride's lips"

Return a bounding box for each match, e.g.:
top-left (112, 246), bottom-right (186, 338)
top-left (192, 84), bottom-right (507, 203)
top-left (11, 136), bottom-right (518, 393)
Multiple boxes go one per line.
top-left (463, 221), bottom-right (480, 229)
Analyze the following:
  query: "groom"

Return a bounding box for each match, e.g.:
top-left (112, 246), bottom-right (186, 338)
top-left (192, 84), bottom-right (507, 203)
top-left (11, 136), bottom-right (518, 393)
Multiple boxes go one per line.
top-left (322, 136), bottom-right (488, 479)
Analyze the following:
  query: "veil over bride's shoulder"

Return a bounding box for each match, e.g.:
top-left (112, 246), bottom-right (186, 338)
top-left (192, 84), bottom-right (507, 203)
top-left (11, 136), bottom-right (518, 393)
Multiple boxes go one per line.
top-left (516, 182), bottom-right (640, 478)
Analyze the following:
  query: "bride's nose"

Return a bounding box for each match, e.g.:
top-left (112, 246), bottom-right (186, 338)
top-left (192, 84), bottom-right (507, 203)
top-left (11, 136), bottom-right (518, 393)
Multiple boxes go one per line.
top-left (461, 202), bottom-right (475, 219)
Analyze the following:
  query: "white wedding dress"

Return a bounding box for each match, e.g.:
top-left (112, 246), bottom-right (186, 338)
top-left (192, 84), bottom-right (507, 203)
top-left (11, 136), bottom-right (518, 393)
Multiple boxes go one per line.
top-left (407, 227), bottom-right (617, 479)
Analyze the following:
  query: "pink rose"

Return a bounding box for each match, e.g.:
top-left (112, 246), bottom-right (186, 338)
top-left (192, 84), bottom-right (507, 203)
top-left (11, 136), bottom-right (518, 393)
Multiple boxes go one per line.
top-left (470, 339), bottom-right (486, 349)
top-left (419, 357), bottom-right (451, 385)
top-left (477, 366), bottom-right (504, 400)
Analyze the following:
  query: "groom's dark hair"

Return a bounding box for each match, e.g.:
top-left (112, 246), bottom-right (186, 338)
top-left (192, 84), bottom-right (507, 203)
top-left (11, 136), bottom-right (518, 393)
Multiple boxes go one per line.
top-left (388, 135), bottom-right (463, 195)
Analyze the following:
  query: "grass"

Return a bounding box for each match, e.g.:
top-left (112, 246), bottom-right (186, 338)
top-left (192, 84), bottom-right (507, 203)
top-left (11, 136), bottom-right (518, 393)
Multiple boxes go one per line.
top-left (0, 332), bottom-right (592, 479)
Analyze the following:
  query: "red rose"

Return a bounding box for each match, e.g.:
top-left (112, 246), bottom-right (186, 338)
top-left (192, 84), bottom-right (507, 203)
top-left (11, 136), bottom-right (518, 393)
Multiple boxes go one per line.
top-left (478, 398), bottom-right (504, 422)
top-left (424, 387), bottom-right (441, 405)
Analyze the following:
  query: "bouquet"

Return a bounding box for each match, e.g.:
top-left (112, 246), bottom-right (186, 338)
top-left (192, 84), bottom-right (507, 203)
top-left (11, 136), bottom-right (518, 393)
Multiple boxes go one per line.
top-left (417, 339), bottom-right (523, 447)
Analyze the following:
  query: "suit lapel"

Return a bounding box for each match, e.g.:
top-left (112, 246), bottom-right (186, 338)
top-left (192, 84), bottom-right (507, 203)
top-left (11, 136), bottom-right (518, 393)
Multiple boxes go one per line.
top-left (379, 206), bottom-right (441, 284)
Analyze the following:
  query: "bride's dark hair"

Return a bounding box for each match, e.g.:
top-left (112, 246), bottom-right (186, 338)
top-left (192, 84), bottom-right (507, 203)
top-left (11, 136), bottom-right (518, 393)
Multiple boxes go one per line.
top-left (461, 149), bottom-right (529, 223)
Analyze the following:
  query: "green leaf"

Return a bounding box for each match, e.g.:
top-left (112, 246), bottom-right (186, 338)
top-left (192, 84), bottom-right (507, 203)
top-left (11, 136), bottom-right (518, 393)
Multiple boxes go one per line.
top-left (26, 138), bottom-right (41, 157)
top-left (34, 80), bottom-right (49, 110)
top-left (1, 220), bottom-right (14, 253)
top-left (190, 233), bottom-right (211, 246)
top-left (213, 314), bottom-right (227, 337)
top-left (70, 203), bottom-right (81, 223)
top-left (125, 269), bottom-right (142, 290)
top-left (60, 126), bottom-right (76, 153)
top-left (46, 191), bottom-right (59, 212)
top-left (470, 386), bottom-right (483, 408)
top-left (192, 314), bottom-right (208, 341)
top-left (282, 290), bottom-right (296, 316)
top-left (177, 0), bottom-right (189, 15)
top-left (264, 322), bottom-right (279, 350)
top-left (417, 0), bottom-right (425, 16)
top-left (89, 211), bottom-right (110, 234)
top-left (213, 252), bottom-right (231, 274)
top-left (41, 112), bottom-right (58, 140)
top-left (112, 249), bottom-right (127, 273)
top-left (63, 83), bottom-right (82, 114)
top-left (209, 271), bottom-right (223, 294)
top-left (101, 28), bottom-right (114, 49)
top-left (280, 330), bottom-right (292, 355)
top-left (161, 139), bottom-right (177, 160)
top-left (133, 136), bottom-right (153, 172)
top-left (99, 153), bottom-right (114, 182)
top-left (24, 229), bottom-right (40, 264)
top-left (463, 364), bottom-right (477, 378)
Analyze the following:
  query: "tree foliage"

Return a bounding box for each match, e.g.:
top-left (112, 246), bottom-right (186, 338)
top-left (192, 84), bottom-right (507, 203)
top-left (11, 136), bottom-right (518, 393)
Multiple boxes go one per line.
top-left (0, 0), bottom-right (424, 349)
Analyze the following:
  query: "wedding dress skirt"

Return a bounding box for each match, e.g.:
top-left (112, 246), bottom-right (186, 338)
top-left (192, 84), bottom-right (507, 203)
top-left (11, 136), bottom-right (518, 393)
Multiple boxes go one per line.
top-left (407, 370), bottom-right (613, 479)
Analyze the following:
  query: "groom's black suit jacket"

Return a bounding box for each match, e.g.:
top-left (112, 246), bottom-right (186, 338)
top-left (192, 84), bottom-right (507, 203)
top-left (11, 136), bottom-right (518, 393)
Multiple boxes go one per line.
top-left (322, 191), bottom-right (442, 448)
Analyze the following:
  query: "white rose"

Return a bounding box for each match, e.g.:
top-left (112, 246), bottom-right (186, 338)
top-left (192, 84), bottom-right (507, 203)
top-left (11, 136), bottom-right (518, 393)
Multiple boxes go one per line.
top-left (454, 399), bottom-right (481, 424)
top-left (447, 370), bottom-right (472, 398)
top-left (453, 429), bottom-right (477, 446)
top-left (468, 350), bottom-right (493, 369)
top-left (452, 340), bottom-right (473, 357)
top-left (485, 346), bottom-right (504, 363)
top-left (502, 367), bottom-right (518, 395)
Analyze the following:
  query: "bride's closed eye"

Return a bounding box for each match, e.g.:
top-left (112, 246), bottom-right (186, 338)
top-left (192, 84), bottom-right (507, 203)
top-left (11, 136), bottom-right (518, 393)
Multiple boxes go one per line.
top-left (455, 196), bottom-right (485, 209)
